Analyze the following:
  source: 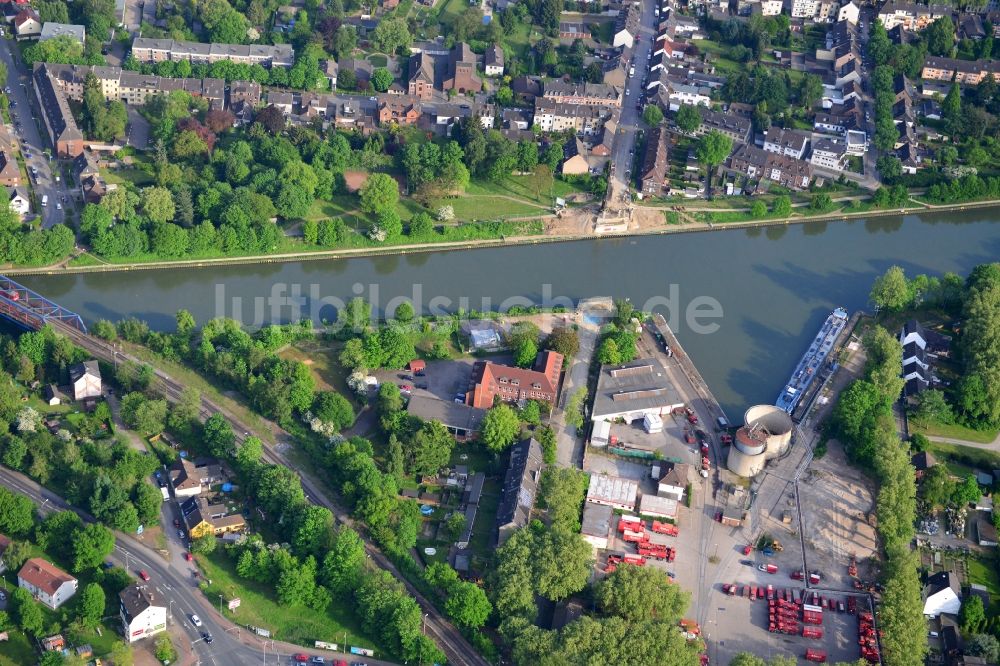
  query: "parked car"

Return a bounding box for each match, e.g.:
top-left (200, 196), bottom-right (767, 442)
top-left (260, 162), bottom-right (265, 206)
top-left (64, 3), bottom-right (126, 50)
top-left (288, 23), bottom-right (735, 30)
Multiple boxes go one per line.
top-left (415, 383), bottom-right (428, 390)
top-left (399, 384), bottom-right (412, 392)
top-left (202, 632), bottom-right (213, 644)
top-left (399, 373), bottom-right (413, 380)
top-left (293, 655), bottom-right (310, 663)
top-left (310, 658), bottom-right (326, 665)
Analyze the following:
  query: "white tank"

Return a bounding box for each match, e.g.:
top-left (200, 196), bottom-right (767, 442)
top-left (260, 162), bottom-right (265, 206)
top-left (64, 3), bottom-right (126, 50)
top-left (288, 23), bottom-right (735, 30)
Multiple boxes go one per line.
top-left (744, 405), bottom-right (794, 460)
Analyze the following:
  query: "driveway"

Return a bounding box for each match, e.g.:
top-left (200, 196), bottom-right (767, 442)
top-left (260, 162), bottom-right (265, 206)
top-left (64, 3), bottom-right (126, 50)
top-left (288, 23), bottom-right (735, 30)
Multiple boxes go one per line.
top-left (0, 38), bottom-right (74, 229)
top-left (551, 314), bottom-right (599, 468)
top-left (127, 106), bottom-right (151, 150)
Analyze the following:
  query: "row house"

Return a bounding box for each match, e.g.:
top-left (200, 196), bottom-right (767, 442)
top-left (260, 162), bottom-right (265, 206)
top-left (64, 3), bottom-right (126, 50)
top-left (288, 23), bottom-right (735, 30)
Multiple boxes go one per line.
top-left (877, 1), bottom-right (950, 30)
top-left (814, 98), bottom-right (863, 134)
top-left (790, 0), bottom-right (837, 21)
top-left (485, 45), bottom-right (504, 77)
top-left (921, 55), bottom-right (1000, 85)
top-left (131, 38), bottom-right (294, 68)
top-left (613, 4), bottom-right (640, 48)
top-left (763, 126), bottom-right (810, 159)
top-left (695, 107), bottom-right (752, 144)
top-left (729, 144), bottom-right (812, 191)
top-left (809, 136), bottom-right (848, 170)
top-left (651, 39), bottom-right (690, 60)
top-left (379, 97), bottom-right (422, 126)
top-left (33, 64), bottom-right (83, 158)
top-left (661, 82), bottom-right (711, 111)
top-left (658, 10), bottom-right (704, 40)
top-left (838, 0), bottom-right (861, 24)
top-left (542, 81), bottom-right (621, 107)
top-left (640, 126), bottom-right (670, 195)
top-left (561, 137), bottom-right (591, 175)
top-left (602, 46), bottom-right (632, 88)
top-left (43, 63), bottom-right (231, 110)
top-left (533, 97), bottom-right (615, 134)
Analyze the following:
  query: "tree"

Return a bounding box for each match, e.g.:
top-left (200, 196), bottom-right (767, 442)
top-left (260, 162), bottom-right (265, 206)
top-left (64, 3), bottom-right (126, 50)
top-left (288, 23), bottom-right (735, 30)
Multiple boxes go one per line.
top-left (0, 487), bottom-right (35, 536)
top-left (772, 195), bottom-right (792, 217)
top-left (943, 83), bottom-right (962, 127)
top-left (926, 16), bottom-right (956, 56)
top-left (675, 104), bottom-right (701, 133)
top-left (481, 403), bottom-right (521, 451)
top-left (953, 474), bottom-right (982, 506)
top-left (191, 534), bottom-right (216, 554)
top-left (918, 464), bottom-right (954, 508)
top-left (322, 526), bottom-right (366, 593)
top-left (798, 73), bottom-right (823, 111)
top-left (564, 388), bottom-right (587, 429)
top-left (967, 634), bottom-right (1000, 662)
top-left (141, 187), bottom-right (175, 224)
top-left (961, 595), bottom-right (987, 633)
top-left (597, 565), bottom-right (689, 622)
top-left (72, 523), bottom-right (115, 572)
top-left (407, 420), bottom-right (455, 476)
top-left (870, 265), bottom-right (911, 312)
top-left (696, 130), bottom-right (733, 195)
top-left (537, 425), bottom-right (557, 464)
top-left (533, 528), bottom-right (593, 601)
top-left (540, 468), bottom-right (586, 531)
top-left (255, 105), bottom-right (287, 134)
top-left (371, 18), bottom-right (412, 54)
top-left (513, 336), bottom-right (538, 368)
top-left (154, 635), bottom-right (178, 664)
top-left (877, 155), bottom-right (902, 180)
top-left (371, 68), bottom-right (393, 92)
top-left (642, 104), bottom-right (664, 127)
top-left (12, 587), bottom-right (43, 636)
top-left (312, 391), bottom-right (355, 430)
top-left (911, 389), bottom-right (952, 425)
top-left (545, 327), bottom-right (579, 365)
top-left (386, 435), bottom-right (405, 480)
top-left (359, 173), bottom-right (399, 215)
top-left (78, 583), bottom-right (105, 628)
top-left (445, 582), bottom-right (492, 629)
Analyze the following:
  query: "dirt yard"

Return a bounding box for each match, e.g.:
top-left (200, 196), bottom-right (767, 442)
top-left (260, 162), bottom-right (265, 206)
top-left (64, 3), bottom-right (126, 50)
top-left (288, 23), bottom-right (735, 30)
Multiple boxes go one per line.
top-left (799, 440), bottom-right (879, 585)
top-left (343, 170), bottom-right (368, 193)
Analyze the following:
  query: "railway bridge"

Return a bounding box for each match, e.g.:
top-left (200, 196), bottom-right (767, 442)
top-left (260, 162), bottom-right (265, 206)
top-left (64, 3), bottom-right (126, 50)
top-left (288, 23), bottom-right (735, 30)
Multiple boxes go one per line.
top-left (0, 275), bottom-right (86, 333)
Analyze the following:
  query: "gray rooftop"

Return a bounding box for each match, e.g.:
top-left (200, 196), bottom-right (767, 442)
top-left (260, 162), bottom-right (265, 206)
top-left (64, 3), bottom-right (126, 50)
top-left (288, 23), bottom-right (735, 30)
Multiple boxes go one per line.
top-left (407, 395), bottom-right (487, 433)
top-left (592, 357), bottom-right (683, 418)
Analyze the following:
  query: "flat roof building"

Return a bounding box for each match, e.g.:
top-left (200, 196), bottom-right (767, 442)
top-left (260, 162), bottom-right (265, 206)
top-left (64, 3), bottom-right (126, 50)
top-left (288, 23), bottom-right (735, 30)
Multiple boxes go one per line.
top-left (586, 474), bottom-right (638, 511)
top-left (592, 358), bottom-right (684, 423)
top-left (581, 501), bottom-right (613, 551)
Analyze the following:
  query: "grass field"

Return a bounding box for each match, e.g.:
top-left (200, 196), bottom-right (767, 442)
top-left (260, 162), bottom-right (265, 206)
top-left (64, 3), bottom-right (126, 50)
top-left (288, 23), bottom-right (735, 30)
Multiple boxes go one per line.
top-left (922, 440), bottom-right (1000, 477)
top-left (915, 421), bottom-right (999, 445)
top-left (968, 554), bottom-right (1000, 601)
top-left (196, 549), bottom-right (378, 652)
top-left (441, 195), bottom-right (547, 220)
top-left (467, 175), bottom-right (588, 206)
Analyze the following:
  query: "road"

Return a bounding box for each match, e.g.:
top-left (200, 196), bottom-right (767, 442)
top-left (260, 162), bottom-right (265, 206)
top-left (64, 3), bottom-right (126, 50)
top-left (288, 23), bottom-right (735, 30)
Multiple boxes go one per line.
top-left (606, 0), bottom-right (657, 209)
top-left (0, 38), bottom-right (73, 229)
top-left (0, 466), bottom-right (402, 666)
top-left (49, 320), bottom-right (488, 666)
top-left (858, 7), bottom-right (880, 188)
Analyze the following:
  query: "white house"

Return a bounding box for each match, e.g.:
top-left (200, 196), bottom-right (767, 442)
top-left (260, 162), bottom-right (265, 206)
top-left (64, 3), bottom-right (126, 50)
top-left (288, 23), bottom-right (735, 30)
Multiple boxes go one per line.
top-left (13, 10), bottom-right (41, 39)
top-left (810, 137), bottom-right (847, 170)
top-left (39, 22), bottom-right (86, 45)
top-left (666, 83), bottom-right (711, 111)
top-left (763, 127), bottom-right (810, 159)
top-left (69, 360), bottom-right (101, 401)
top-left (8, 188), bottom-right (29, 217)
top-left (760, 0), bottom-right (784, 15)
top-left (657, 463), bottom-right (694, 501)
top-left (18, 558), bottom-right (77, 610)
top-left (838, 0), bottom-right (860, 24)
top-left (120, 585), bottom-right (167, 643)
top-left (922, 571), bottom-right (961, 618)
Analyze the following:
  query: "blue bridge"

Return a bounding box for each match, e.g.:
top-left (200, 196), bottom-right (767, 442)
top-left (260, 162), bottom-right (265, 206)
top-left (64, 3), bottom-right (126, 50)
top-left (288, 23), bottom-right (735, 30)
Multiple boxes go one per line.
top-left (0, 275), bottom-right (87, 334)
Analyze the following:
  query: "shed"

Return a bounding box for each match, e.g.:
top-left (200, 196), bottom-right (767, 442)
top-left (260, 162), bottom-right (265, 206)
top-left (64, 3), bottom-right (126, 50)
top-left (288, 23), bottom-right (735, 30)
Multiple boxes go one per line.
top-left (580, 502), bottom-right (613, 551)
top-left (408, 359), bottom-right (426, 373)
top-left (591, 420), bottom-right (611, 447)
top-left (586, 474), bottom-right (638, 511)
top-left (638, 494), bottom-right (678, 520)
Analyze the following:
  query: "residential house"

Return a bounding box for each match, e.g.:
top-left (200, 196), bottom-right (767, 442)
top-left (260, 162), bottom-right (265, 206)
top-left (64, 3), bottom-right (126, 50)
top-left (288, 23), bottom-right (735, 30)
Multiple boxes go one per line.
top-left (130, 38), bottom-right (294, 68)
top-left (8, 188), bottom-right (28, 216)
top-left (42, 384), bottom-right (63, 405)
top-left (183, 496), bottom-right (246, 539)
top-left (838, 0), bottom-right (860, 23)
top-left (319, 59), bottom-right (337, 89)
top-left (562, 137), bottom-right (590, 176)
top-left (495, 437), bottom-right (544, 545)
top-left (640, 126), bottom-right (669, 195)
top-left (511, 75), bottom-right (542, 102)
top-left (760, 0), bottom-right (784, 15)
top-left (267, 91), bottom-right (294, 115)
top-left (465, 350), bottom-right (563, 409)
top-left (484, 44), bottom-right (504, 76)
top-left (763, 127), bottom-right (810, 159)
top-left (18, 558), bottom-right (77, 609)
top-left (586, 474), bottom-right (638, 511)
top-left (340, 59), bottom-right (374, 89)
top-left (959, 12), bottom-right (986, 40)
top-left (533, 97), bottom-right (614, 134)
top-left (696, 107), bottom-right (752, 144)
top-left (900, 319), bottom-right (945, 397)
top-left (809, 137), bottom-right (847, 170)
top-left (613, 4), bottom-right (640, 48)
top-left (13, 8), bottom-right (40, 38)
top-left (229, 80), bottom-right (261, 108)
top-left (657, 462), bottom-right (694, 501)
top-left (542, 80), bottom-right (621, 107)
top-left (877, 1), bottom-right (950, 30)
top-left (845, 128), bottom-right (868, 155)
top-left (602, 47), bottom-right (632, 88)
top-left (921, 56), bottom-right (1000, 85)
top-left (591, 118), bottom-right (616, 156)
top-left (168, 457), bottom-right (222, 498)
top-left (663, 82), bottom-right (710, 111)
top-left (922, 571), bottom-right (962, 617)
top-left (455, 472), bottom-right (484, 549)
top-left (120, 584), bottom-right (167, 643)
top-left (378, 98), bottom-right (422, 126)
top-left (407, 51), bottom-right (435, 100)
top-left (69, 360), bottom-right (101, 401)
top-left (406, 395), bottom-right (487, 441)
top-left (39, 22), bottom-right (85, 44)
top-left (33, 64), bottom-right (83, 158)
top-left (0, 151), bottom-right (19, 187)
top-left (729, 144), bottom-right (813, 190)
top-left (591, 358), bottom-right (684, 422)
top-left (442, 42), bottom-right (481, 94)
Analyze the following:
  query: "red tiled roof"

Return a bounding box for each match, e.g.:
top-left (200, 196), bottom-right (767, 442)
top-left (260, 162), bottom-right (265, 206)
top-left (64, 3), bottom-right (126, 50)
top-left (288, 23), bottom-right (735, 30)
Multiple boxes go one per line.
top-left (18, 558), bottom-right (75, 594)
top-left (466, 351), bottom-right (563, 409)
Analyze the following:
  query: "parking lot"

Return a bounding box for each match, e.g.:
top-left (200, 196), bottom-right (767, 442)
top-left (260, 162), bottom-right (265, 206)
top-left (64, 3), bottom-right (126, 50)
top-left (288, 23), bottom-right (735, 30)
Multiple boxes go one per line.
top-left (370, 353), bottom-right (514, 404)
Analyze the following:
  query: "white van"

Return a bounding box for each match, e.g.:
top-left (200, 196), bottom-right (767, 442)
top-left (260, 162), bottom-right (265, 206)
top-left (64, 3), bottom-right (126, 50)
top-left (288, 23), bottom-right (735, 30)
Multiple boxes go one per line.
top-left (41, 195), bottom-right (48, 207)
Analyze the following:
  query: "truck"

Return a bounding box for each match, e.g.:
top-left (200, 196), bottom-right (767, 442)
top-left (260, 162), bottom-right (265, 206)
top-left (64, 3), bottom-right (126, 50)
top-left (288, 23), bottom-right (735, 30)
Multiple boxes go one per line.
top-left (623, 531), bottom-right (647, 544)
top-left (804, 649), bottom-right (827, 663)
top-left (766, 584), bottom-right (774, 600)
top-left (802, 627), bottom-right (823, 639)
top-left (722, 584), bottom-right (736, 595)
top-left (808, 572), bottom-right (821, 585)
top-left (685, 408), bottom-right (698, 424)
top-left (618, 515), bottom-right (642, 531)
top-left (791, 570), bottom-right (804, 580)
top-left (651, 521), bottom-right (678, 536)
top-left (758, 563), bottom-right (778, 574)
top-left (802, 604), bottom-right (823, 625)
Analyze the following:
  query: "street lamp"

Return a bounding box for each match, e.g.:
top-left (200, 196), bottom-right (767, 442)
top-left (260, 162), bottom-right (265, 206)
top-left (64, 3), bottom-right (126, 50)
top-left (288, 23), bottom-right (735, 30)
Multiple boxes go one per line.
top-left (422, 613), bottom-right (428, 635)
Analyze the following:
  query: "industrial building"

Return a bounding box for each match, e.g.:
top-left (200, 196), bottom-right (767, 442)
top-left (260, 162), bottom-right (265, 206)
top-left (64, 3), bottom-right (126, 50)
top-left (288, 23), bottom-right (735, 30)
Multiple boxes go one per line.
top-left (591, 358), bottom-right (684, 423)
top-left (581, 502), bottom-right (613, 551)
top-left (726, 404), bottom-right (794, 477)
top-left (586, 474), bottom-right (638, 511)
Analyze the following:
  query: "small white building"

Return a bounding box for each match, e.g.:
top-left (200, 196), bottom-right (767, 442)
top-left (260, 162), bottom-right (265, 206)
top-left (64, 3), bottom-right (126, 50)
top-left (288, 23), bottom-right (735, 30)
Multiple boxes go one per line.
top-left (643, 413), bottom-right (663, 434)
top-left (587, 474), bottom-right (638, 511)
top-left (657, 463), bottom-right (694, 501)
top-left (18, 558), bottom-right (77, 610)
top-left (120, 585), bottom-right (167, 643)
top-left (580, 502), bottom-right (613, 552)
top-left (838, 0), bottom-right (860, 24)
top-left (591, 420), bottom-right (611, 447)
top-left (638, 493), bottom-right (679, 520)
top-left (8, 188), bottom-right (29, 216)
top-left (69, 360), bottom-right (101, 401)
top-left (922, 571), bottom-right (961, 618)
top-left (39, 22), bottom-right (86, 45)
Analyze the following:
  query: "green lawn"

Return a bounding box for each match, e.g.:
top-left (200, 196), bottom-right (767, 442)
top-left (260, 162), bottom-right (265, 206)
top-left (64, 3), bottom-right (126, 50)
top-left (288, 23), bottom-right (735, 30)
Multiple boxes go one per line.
top-left (923, 440), bottom-right (1000, 476)
top-left (367, 54), bottom-right (389, 67)
top-left (101, 167), bottom-right (155, 187)
top-left (467, 175), bottom-right (588, 206)
top-left (196, 549), bottom-right (378, 653)
top-left (440, 195), bottom-right (546, 221)
top-left (968, 554), bottom-right (1000, 601)
top-left (914, 420), bottom-right (999, 445)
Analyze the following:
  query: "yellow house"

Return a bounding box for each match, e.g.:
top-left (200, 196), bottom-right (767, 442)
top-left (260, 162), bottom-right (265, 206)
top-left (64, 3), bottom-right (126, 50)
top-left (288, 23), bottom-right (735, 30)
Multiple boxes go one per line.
top-left (185, 498), bottom-right (246, 539)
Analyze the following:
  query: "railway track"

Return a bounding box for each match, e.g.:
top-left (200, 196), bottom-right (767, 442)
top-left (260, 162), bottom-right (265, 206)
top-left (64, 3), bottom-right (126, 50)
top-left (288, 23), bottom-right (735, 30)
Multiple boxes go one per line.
top-left (50, 321), bottom-right (489, 666)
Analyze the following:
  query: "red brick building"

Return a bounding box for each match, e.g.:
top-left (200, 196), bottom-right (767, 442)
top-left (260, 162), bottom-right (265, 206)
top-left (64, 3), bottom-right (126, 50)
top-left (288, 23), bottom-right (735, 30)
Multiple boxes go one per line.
top-left (466, 350), bottom-right (563, 409)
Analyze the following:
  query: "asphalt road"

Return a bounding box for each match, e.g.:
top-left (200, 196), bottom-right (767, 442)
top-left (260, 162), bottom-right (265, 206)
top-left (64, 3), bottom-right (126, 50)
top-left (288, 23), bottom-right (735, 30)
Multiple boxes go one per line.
top-left (0, 38), bottom-right (73, 229)
top-left (0, 465), bottom-right (398, 666)
top-left (607, 0), bottom-right (657, 208)
top-left (48, 320), bottom-right (487, 666)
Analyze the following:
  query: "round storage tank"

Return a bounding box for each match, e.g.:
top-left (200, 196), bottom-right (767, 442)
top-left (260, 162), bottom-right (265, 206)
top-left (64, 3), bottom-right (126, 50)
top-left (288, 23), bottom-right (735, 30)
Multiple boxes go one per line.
top-left (733, 426), bottom-right (766, 456)
top-left (727, 446), bottom-right (765, 478)
top-left (744, 405), bottom-right (794, 460)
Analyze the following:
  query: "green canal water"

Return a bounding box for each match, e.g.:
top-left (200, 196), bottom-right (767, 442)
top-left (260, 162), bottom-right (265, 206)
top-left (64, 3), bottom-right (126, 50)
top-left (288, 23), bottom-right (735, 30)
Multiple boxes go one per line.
top-left (19, 210), bottom-right (1000, 417)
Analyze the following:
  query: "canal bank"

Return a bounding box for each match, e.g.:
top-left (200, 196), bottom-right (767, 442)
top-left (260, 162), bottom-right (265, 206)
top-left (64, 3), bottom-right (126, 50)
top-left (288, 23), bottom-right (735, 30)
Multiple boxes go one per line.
top-left (3, 197), bottom-right (998, 277)
top-left (16, 206), bottom-right (1000, 417)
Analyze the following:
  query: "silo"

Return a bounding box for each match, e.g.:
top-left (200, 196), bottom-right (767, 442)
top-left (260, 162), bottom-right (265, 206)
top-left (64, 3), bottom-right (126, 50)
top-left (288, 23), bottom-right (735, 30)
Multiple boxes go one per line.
top-left (726, 423), bottom-right (768, 477)
top-left (744, 405), bottom-right (794, 460)
top-left (726, 445), bottom-right (765, 477)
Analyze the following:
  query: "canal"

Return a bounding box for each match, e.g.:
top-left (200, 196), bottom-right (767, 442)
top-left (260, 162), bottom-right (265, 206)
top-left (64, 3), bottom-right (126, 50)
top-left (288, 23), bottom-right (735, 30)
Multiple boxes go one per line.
top-left (18, 210), bottom-right (1000, 417)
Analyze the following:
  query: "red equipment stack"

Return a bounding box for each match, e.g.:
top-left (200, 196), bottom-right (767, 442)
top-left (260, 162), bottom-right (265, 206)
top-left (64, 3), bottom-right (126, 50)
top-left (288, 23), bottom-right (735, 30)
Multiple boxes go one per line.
top-left (802, 627), bottom-right (823, 639)
top-left (805, 648), bottom-right (827, 663)
top-left (859, 611), bottom-right (880, 663)
top-left (637, 543), bottom-right (676, 561)
top-left (802, 604), bottom-right (823, 625)
top-left (651, 521), bottom-right (679, 536)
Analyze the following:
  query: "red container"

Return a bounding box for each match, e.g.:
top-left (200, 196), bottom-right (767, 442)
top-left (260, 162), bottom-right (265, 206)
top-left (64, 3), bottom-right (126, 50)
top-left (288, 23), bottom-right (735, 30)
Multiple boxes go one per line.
top-left (805, 649), bottom-right (827, 663)
top-left (802, 627), bottom-right (823, 639)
